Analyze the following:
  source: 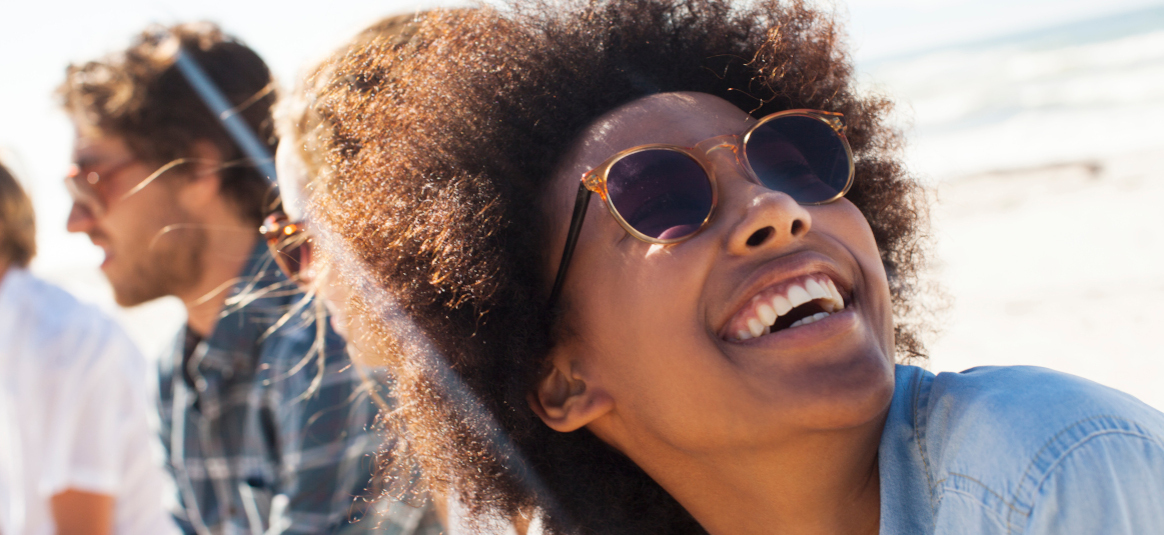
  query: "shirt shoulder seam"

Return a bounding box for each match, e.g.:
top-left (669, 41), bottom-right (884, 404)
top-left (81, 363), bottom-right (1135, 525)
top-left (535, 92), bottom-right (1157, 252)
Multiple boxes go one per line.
top-left (1008, 415), bottom-right (1162, 531)
top-left (910, 367), bottom-right (939, 512)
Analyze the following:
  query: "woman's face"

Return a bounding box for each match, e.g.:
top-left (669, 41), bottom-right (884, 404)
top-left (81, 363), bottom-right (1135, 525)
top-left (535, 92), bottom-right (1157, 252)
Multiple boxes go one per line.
top-left (538, 92), bottom-right (896, 455)
top-left (274, 141), bottom-right (354, 339)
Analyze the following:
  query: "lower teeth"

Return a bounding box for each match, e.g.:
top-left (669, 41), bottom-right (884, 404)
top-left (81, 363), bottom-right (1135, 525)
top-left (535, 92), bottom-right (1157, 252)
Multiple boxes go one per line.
top-left (789, 311), bottom-right (831, 329)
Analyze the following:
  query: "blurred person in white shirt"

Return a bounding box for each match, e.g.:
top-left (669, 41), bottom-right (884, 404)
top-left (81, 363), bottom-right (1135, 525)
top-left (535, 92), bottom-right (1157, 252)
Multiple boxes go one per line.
top-left (0, 160), bottom-right (178, 535)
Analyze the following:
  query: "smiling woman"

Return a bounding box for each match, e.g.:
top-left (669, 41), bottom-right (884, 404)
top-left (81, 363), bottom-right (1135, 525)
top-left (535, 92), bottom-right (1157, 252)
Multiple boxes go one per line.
top-left (301, 0), bottom-right (1164, 533)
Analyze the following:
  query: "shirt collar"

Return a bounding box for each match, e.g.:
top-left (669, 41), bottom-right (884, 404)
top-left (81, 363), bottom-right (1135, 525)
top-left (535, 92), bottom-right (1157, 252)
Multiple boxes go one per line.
top-left (879, 364), bottom-right (937, 534)
top-left (190, 241), bottom-right (304, 374)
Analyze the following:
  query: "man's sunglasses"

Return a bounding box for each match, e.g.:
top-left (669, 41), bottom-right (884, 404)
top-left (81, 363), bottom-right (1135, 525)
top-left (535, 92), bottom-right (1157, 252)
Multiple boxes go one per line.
top-left (261, 211), bottom-right (313, 282)
top-left (549, 109), bottom-right (855, 305)
top-left (65, 158), bottom-right (192, 219)
top-left (65, 157), bottom-right (244, 218)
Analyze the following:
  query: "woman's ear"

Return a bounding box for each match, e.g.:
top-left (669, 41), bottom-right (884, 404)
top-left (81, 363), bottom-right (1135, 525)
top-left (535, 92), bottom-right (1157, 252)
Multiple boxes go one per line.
top-left (527, 352), bottom-right (614, 433)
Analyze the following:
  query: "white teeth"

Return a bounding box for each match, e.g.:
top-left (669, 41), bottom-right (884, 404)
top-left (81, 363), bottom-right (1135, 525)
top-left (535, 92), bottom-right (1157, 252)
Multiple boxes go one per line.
top-left (728, 277), bottom-right (847, 341)
top-left (786, 284), bottom-right (812, 307)
top-left (747, 318), bottom-right (766, 338)
top-left (771, 295), bottom-right (793, 316)
top-left (825, 279), bottom-right (845, 312)
top-left (756, 303), bottom-right (777, 326)
top-left (789, 311), bottom-right (831, 329)
top-left (805, 279), bottom-right (829, 300)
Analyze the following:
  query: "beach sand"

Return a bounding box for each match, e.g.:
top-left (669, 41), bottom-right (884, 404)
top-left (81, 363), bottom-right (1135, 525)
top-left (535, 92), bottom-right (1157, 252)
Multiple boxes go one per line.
top-left (927, 147), bottom-right (1164, 410)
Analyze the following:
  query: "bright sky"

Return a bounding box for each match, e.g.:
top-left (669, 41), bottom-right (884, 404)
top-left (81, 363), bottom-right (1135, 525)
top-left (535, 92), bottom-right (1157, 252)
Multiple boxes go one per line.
top-left (1, 0), bottom-right (1160, 273)
top-left (842, 0), bottom-right (1164, 60)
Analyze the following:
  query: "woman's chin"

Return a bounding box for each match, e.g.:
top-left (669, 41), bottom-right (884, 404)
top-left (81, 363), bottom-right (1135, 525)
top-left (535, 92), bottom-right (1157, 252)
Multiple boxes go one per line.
top-left (730, 337), bottom-right (896, 434)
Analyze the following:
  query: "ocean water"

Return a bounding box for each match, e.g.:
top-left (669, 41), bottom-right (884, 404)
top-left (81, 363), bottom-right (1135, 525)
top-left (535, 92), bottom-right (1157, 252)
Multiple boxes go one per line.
top-left (859, 4), bottom-right (1164, 180)
top-left (866, 6), bottom-right (1164, 408)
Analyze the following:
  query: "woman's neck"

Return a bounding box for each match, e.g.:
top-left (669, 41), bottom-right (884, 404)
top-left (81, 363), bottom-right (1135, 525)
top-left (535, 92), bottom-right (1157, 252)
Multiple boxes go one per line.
top-left (634, 419), bottom-right (885, 535)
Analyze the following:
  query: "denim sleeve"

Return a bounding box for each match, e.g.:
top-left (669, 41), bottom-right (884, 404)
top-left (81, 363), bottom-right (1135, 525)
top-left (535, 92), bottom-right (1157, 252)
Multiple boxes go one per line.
top-left (1023, 421), bottom-right (1164, 534)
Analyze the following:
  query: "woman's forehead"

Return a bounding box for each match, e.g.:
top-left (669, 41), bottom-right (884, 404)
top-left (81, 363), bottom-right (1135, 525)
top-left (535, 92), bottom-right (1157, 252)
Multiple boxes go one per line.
top-left (594, 92), bottom-right (752, 148)
top-left (560, 92), bottom-right (754, 177)
top-left (274, 141), bottom-right (311, 222)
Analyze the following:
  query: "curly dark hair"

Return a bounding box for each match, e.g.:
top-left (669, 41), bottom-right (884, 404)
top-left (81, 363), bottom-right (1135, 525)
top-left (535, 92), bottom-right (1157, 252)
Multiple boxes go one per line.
top-left (306, 1), bottom-right (930, 532)
top-left (58, 21), bottom-right (278, 225)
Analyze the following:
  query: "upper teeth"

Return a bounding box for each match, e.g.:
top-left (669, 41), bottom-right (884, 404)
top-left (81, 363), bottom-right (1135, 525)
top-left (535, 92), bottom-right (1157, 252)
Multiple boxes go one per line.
top-left (732, 277), bottom-right (846, 342)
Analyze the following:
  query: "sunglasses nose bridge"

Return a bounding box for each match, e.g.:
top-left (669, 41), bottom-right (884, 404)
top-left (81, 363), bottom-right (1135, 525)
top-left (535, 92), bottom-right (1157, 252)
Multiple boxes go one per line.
top-left (63, 176), bottom-right (107, 219)
top-left (693, 134), bottom-right (740, 158)
top-left (693, 133), bottom-right (748, 183)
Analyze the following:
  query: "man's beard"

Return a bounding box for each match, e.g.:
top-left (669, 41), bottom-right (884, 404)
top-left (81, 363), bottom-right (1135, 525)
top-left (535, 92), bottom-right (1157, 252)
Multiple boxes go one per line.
top-left (108, 221), bottom-right (207, 307)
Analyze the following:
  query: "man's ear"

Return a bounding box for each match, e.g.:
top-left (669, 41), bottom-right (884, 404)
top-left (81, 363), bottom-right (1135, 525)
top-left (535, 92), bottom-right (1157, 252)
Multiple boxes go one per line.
top-left (527, 350), bottom-right (614, 433)
top-left (176, 140), bottom-right (225, 210)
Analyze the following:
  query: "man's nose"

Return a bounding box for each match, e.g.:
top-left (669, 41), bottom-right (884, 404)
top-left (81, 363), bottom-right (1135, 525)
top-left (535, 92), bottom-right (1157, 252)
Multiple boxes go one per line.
top-left (66, 202), bottom-right (96, 233)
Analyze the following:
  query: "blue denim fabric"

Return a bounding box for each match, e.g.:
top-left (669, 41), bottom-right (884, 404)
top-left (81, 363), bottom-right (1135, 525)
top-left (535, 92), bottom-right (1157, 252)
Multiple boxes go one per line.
top-left (881, 365), bottom-right (1164, 534)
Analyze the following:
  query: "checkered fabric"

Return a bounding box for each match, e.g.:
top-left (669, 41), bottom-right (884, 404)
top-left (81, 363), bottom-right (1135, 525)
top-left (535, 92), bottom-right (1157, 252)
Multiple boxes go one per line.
top-left (156, 244), bottom-right (441, 534)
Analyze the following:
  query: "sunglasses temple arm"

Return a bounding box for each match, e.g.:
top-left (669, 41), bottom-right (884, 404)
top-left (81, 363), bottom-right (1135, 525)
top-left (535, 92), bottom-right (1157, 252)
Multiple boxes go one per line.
top-left (548, 183), bottom-right (593, 306)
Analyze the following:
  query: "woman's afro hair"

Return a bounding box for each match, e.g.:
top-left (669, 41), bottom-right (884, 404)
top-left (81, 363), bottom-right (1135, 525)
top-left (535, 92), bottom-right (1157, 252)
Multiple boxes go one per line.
top-left (305, 0), bottom-right (931, 533)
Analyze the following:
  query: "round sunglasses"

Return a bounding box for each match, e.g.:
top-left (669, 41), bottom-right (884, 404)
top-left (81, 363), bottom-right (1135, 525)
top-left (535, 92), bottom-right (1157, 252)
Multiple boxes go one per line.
top-left (549, 109), bottom-right (855, 305)
top-left (261, 211), bottom-right (313, 282)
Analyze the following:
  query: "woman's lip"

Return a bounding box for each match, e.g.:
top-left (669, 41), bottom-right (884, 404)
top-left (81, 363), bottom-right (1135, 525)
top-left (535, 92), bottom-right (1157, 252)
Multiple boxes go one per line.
top-left (714, 251), bottom-right (852, 335)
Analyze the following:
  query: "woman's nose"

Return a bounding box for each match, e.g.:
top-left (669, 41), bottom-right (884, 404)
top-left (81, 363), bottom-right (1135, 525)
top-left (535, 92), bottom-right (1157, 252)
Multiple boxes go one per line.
top-left (717, 166), bottom-right (812, 256)
top-left (694, 136), bottom-right (813, 255)
top-left (695, 135), bottom-right (812, 255)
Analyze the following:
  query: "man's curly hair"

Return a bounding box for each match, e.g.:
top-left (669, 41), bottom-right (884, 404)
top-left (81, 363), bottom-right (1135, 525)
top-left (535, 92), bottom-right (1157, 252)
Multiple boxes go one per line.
top-left (58, 22), bottom-right (278, 225)
top-left (304, 1), bottom-right (930, 533)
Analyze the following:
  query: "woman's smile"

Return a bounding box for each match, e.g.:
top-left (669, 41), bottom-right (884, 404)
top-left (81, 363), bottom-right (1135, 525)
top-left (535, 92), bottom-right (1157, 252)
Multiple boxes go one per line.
top-left (717, 257), bottom-right (852, 343)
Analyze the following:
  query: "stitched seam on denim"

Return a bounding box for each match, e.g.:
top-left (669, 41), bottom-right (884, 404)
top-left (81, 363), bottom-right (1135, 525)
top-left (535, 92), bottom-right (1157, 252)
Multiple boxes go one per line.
top-left (1021, 429), bottom-right (1160, 533)
top-left (941, 486), bottom-right (1010, 532)
top-left (941, 473), bottom-right (1028, 517)
top-left (930, 422), bottom-right (1158, 534)
top-left (910, 369), bottom-right (938, 510)
top-left (1010, 416), bottom-right (1161, 532)
top-left (1014, 416), bottom-right (1147, 504)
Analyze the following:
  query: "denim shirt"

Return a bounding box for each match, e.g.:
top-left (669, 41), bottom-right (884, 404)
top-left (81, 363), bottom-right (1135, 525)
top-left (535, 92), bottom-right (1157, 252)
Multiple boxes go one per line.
top-left (880, 364), bottom-right (1164, 534)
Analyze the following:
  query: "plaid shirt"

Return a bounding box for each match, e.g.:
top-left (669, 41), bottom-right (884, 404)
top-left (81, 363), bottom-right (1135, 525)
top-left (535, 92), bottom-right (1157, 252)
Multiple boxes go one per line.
top-left (157, 244), bottom-right (442, 535)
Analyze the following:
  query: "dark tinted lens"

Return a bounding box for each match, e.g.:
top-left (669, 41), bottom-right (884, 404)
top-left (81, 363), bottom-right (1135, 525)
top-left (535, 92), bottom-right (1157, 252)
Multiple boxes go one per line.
top-left (606, 149), bottom-right (714, 240)
top-left (745, 115), bottom-right (850, 203)
top-left (270, 233), bottom-right (312, 280)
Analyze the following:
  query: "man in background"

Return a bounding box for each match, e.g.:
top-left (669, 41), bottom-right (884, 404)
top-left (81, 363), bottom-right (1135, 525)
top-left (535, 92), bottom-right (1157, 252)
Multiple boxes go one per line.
top-left (59, 23), bottom-right (385, 534)
top-left (0, 160), bottom-right (178, 535)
